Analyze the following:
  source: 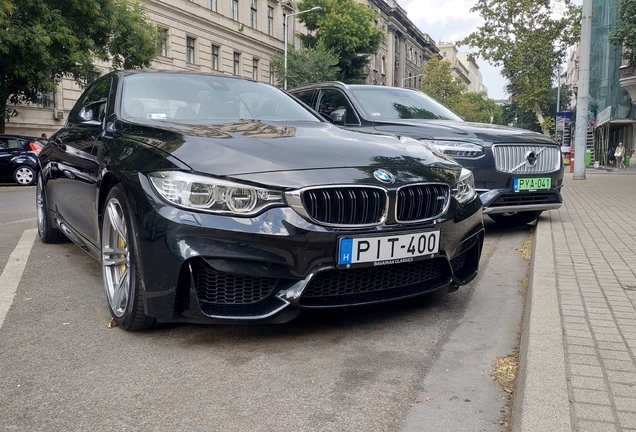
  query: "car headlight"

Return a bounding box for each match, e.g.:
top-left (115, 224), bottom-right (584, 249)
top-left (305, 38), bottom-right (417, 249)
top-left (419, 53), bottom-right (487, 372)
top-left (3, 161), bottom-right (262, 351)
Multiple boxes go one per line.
top-left (422, 140), bottom-right (484, 158)
top-left (148, 171), bottom-right (284, 216)
top-left (452, 168), bottom-right (476, 204)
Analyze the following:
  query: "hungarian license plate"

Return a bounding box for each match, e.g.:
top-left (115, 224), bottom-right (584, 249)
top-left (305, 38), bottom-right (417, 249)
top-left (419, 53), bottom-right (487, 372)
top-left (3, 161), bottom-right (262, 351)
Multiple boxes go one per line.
top-left (338, 230), bottom-right (440, 267)
top-left (514, 177), bottom-right (551, 191)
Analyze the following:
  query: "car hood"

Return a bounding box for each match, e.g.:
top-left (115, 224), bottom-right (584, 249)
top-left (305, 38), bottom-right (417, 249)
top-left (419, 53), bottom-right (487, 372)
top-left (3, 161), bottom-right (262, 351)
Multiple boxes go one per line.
top-left (118, 120), bottom-right (461, 187)
top-left (372, 119), bottom-right (557, 146)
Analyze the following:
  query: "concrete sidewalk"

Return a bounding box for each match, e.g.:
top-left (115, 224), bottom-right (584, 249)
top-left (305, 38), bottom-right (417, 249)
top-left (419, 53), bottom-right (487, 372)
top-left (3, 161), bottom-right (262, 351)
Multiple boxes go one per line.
top-left (513, 169), bottom-right (636, 431)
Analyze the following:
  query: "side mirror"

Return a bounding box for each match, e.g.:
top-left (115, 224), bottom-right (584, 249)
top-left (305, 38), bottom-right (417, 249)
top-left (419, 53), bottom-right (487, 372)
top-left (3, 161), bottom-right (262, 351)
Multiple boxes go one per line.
top-left (330, 108), bottom-right (347, 126)
top-left (78, 101), bottom-right (106, 126)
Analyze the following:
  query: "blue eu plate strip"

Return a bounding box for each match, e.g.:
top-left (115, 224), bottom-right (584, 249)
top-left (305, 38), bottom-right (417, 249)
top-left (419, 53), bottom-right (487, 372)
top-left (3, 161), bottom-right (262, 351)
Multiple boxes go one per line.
top-left (339, 238), bottom-right (353, 265)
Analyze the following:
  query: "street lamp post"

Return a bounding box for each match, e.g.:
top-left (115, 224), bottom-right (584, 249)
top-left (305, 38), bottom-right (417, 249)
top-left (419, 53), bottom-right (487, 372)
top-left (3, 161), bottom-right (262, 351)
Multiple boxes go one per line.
top-left (284, 6), bottom-right (322, 90)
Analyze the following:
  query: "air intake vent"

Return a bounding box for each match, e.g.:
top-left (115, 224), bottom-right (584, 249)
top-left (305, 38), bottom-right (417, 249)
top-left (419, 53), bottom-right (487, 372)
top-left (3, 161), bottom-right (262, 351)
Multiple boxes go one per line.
top-left (191, 259), bottom-right (278, 305)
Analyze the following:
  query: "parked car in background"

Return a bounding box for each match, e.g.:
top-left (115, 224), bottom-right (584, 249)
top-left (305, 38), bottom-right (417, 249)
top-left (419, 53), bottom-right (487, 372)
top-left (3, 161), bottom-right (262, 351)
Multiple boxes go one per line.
top-left (37, 70), bottom-right (484, 331)
top-left (0, 135), bottom-right (44, 186)
top-left (290, 82), bottom-right (564, 226)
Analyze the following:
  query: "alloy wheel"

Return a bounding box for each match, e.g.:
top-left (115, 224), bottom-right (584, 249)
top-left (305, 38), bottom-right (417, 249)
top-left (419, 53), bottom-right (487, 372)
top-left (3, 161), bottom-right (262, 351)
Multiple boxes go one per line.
top-left (102, 198), bottom-right (131, 317)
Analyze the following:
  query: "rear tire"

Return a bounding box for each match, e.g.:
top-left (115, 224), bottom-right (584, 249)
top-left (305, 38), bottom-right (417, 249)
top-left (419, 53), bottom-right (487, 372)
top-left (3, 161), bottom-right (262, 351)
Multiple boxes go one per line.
top-left (101, 185), bottom-right (155, 331)
top-left (14, 165), bottom-right (35, 186)
top-left (488, 211), bottom-right (542, 226)
top-left (36, 173), bottom-right (67, 243)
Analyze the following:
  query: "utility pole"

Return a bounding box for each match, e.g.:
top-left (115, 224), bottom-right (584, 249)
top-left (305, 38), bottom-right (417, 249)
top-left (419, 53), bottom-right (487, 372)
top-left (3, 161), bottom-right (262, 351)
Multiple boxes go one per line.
top-left (555, 65), bottom-right (561, 138)
top-left (572, 0), bottom-right (592, 180)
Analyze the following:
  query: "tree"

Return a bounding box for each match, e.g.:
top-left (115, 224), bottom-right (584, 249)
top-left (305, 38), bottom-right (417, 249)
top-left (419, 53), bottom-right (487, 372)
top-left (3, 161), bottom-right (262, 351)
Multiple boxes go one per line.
top-left (460, 0), bottom-right (580, 136)
top-left (609, 0), bottom-right (636, 67)
top-left (270, 42), bottom-right (340, 89)
top-left (0, 0), bottom-right (164, 133)
top-left (419, 56), bottom-right (465, 106)
top-left (296, 0), bottom-right (384, 83)
top-left (454, 92), bottom-right (506, 125)
top-left (418, 56), bottom-right (505, 124)
top-left (503, 84), bottom-right (574, 134)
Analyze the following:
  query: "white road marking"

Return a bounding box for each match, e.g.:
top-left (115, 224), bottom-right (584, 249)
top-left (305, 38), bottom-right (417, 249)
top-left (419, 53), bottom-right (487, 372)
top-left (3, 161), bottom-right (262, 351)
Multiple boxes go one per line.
top-left (0, 229), bottom-right (37, 329)
top-left (3, 218), bottom-right (36, 227)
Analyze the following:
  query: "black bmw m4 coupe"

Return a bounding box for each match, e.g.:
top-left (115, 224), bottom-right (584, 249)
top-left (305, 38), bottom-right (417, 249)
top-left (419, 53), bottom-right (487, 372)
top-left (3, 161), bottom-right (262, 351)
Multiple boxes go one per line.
top-left (37, 71), bottom-right (484, 331)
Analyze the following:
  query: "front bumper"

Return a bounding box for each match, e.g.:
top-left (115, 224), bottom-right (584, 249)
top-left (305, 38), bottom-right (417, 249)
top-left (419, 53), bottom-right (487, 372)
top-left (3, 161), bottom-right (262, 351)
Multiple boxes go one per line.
top-left (479, 187), bottom-right (563, 215)
top-left (126, 173), bottom-right (484, 324)
top-left (457, 147), bottom-right (564, 215)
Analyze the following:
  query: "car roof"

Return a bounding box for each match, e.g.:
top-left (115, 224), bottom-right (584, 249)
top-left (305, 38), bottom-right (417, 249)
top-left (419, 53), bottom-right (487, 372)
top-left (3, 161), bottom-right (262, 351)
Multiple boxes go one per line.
top-left (290, 82), bottom-right (349, 91)
top-left (0, 134), bottom-right (41, 140)
top-left (111, 69), bottom-right (262, 86)
top-left (289, 82), bottom-right (422, 93)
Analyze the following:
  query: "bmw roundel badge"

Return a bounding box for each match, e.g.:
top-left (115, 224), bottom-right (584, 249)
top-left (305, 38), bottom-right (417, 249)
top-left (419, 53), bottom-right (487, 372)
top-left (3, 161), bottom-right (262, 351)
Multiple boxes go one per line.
top-left (373, 169), bottom-right (395, 184)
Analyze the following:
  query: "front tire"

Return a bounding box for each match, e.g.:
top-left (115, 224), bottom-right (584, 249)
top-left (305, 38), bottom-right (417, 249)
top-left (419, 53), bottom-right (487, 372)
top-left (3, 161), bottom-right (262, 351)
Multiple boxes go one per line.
top-left (36, 173), bottom-right (67, 243)
top-left (101, 185), bottom-right (155, 331)
top-left (488, 210), bottom-right (543, 226)
top-left (14, 165), bottom-right (35, 186)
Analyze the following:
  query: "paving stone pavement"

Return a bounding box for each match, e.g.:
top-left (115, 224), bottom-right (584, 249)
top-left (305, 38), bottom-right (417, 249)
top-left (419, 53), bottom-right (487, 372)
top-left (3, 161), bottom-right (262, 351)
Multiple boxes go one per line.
top-left (514, 168), bottom-right (636, 431)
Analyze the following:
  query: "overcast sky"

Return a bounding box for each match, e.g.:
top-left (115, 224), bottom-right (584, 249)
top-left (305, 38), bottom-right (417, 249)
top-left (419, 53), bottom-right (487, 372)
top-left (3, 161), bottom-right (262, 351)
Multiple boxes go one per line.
top-left (399, 0), bottom-right (509, 100)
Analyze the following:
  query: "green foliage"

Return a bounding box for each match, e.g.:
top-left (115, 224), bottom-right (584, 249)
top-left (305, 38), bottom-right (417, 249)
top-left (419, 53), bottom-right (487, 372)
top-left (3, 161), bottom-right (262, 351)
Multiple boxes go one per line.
top-left (609, 0), bottom-right (636, 67)
top-left (454, 92), bottom-right (506, 125)
top-left (271, 42), bottom-right (340, 89)
top-left (502, 102), bottom-right (541, 133)
top-left (419, 57), bottom-right (465, 106)
top-left (0, 0), bottom-right (163, 132)
top-left (460, 0), bottom-right (580, 136)
top-left (0, 0), bottom-right (12, 28)
top-left (296, 0), bottom-right (384, 83)
top-left (418, 57), bottom-right (504, 124)
top-left (503, 84), bottom-right (574, 135)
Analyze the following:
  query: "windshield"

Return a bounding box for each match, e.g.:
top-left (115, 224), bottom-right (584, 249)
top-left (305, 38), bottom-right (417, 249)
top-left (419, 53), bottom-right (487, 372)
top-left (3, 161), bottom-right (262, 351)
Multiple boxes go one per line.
top-left (121, 74), bottom-right (320, 123)
top-left (351, 87), bottom-right (463, 121)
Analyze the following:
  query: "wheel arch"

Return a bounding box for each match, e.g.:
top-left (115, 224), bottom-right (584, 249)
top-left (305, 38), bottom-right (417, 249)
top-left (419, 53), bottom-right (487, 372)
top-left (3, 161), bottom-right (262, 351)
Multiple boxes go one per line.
top-left (98, 172), bottom-right (121, 220)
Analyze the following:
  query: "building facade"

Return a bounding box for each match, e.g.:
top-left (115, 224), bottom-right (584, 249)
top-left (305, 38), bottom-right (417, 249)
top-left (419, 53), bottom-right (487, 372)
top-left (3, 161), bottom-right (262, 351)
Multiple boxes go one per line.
top-left (588, 0), bottom-right (635, 165)
top-left (457, 53), bottom-right (487, 95)
top-left (5, 0), bottom-right (436, 137)
top-left (437, 43), bottom-right (487, 96)
top-left (437, 43), bottom-right (470, 87)
top-left (357, 0), bottom-right (437, 89)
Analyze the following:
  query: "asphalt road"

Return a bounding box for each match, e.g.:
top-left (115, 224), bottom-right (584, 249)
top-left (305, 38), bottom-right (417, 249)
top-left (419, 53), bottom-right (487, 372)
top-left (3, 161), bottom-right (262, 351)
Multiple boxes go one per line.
top-left (0, 185), bottom-right (530, 432)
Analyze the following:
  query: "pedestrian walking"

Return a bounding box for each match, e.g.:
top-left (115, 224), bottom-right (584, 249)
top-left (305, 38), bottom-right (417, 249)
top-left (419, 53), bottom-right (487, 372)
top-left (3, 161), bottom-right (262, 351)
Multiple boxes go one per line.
top-left (615, 142), bottom-right (626, 170)
top-left (609, 145), bottom-right (616, 166)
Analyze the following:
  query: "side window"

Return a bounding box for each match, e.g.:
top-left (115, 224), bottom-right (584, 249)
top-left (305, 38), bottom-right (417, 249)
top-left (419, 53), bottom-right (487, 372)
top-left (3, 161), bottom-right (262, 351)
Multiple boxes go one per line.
top-left (293, 90), bottom-right (317, 109)
top-left (316, 89), bottom-right (360, 126)
top-left (0, 138), bottom-right (21, 150)
top-left (70, 77), bottom-right (112, 124)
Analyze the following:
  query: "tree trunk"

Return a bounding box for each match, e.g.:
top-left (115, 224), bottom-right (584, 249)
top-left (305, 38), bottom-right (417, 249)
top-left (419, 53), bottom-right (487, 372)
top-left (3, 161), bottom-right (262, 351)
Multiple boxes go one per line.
top-left (533, 102), bottom-right (550, 136)
top-left (0, 99), bottom-right (6, 134)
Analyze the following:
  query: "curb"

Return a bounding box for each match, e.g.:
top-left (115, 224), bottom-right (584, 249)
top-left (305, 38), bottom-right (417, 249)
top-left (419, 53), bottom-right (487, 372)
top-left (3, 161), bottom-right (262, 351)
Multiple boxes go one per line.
top-left (511, 215), bottom-right (571, 431)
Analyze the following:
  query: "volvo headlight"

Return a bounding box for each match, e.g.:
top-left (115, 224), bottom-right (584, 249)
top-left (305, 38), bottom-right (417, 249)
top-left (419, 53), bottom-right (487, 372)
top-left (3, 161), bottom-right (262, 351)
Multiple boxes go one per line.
top-left (452, 168), bottom-right (476, 204)
top-left (423, 140), bottom-right (484, 158)
top-left (148, 171), bottom-right (284, 216)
